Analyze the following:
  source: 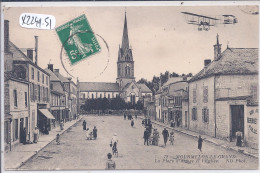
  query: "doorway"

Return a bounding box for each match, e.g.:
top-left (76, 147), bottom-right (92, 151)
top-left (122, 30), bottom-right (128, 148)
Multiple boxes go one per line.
top-left (185, 111), bottom-right (188, 128)
top-left (19, 118), bottom-right (24, 143)
top-left (230, 105), bottom-right (244, 139)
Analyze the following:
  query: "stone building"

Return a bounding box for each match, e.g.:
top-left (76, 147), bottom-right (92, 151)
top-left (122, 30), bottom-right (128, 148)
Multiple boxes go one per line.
top-left (188, 35), bottom-right (258, 148)
top-left (45, 64), bottom-right (66, 127)
top-left (155, 77), bottom-right (190, 125)
top-left (4, 20), bottom-right (52, 150)
top-left (79, 13), bottom-right (152, 107)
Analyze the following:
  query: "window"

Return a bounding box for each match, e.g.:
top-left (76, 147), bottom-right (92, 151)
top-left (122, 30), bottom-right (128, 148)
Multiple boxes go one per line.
top-left (104, 92), bottom-right (106, 98)
top-left (174, 96), bottom-right (182, 107)
top-left (46, 88), bottom-right (49, 102)
top-left (50, 83), bottom-right (53, 90)
top-left (42, 74), bottom-right (44, 84)
top-left (192, 107), bottom-right (197, 120)
top-left (13, 119), bottom-right (18, 141)
top-left (250, 84), bottom-right (258, 101)
top-left (92, 94), bottom-right (94, 99)
top-left (83, 93), bottom-right (85, 99)
top-left (31, 68), bottom-right (34, 80)
top-left (31, 83), bottom-right (35, 102)
top-left (37, 71), bottom-right (40, 82)
top-left (25, 92), bottom-right (27, 107)
top-left (203, 86), bottom-right (208, 103)
top-left (202, 108), bottom-right (209, 123)
top-left (46, 76), bottom-right (48, 85)
top-left (108, 94), bottom-right (110, 99)
top-left (38, 85), bottom-right (41, 101)
top-left (193, 88), bottom-right (197, 103)
top-left (13, 89), bottom-right (18, 107)
top-left (100, 94), bottom-right (102, 98)
top-left (118, 65), bottom-right (121, 76)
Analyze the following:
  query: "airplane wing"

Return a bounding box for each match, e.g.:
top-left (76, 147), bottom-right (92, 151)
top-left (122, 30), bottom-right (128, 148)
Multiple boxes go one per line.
top-left (182, 12), bottom-right (220, 20)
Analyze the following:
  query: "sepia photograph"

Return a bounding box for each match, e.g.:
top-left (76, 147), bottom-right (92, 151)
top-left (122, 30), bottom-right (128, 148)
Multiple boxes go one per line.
top-left (1, 2), bottom-right (259, 171)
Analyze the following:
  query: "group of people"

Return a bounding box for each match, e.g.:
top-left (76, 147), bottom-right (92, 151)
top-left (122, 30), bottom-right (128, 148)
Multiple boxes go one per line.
top-left (82, 120), bottom-right (98, 140)
top-left (124, 113), bottom-right (136, 127)
top-left (143, 126), bottom-right (175, 147)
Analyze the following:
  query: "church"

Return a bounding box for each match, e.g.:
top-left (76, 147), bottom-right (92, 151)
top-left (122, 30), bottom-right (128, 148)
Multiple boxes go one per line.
top-left (79, 13), bottom-right (152, 105)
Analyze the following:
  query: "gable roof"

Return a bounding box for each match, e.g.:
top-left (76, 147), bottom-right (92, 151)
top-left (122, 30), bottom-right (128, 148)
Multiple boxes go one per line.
top-left (44, 68), bottom-right (61, 81)
top-left (189, 48), bottom-right (258, 82)
top-left (137, 83), bottom-right (152, 93)
top-left (54, 71), bottom-right (69, 83)
top-left (9, 41), bottom-right (50, 76)
top-left (52, 81), bottom-right (64, 95)
top-left (80, 82), bottom-right (119, 92)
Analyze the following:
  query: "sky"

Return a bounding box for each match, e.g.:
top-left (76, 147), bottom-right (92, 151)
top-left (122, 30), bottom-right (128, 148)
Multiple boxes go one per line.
top-left (3, 5), bottom-right (259, 83)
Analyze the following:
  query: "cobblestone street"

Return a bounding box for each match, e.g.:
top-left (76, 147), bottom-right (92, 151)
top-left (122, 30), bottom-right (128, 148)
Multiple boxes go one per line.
top-left (19, 115), bottom-right (258, 170)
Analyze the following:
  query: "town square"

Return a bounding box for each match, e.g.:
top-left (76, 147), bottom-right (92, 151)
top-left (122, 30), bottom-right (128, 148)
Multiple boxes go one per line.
top-left (2, 3), bottom-right (259, 171)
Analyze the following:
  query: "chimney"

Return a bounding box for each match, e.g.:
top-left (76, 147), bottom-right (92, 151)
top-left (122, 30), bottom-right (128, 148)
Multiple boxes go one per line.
top-left (48, 64), bottom-right (54, 72)
top-left (54, 69), bottom-right (59, 73)
top-left (34, 36), bottom-right (38, 65)
top-left (27, 49), bottom-right (34, 61)
top-left (214, 34), bottom-right (222, 60)
top-left (4, 20), bottom-right (9, 53)
top-left (204, 59), bottom-right (211, 67)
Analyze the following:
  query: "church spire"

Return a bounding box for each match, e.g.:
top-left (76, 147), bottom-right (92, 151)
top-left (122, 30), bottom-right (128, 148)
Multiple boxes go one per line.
top-left (121, 11), bottom-right (129, 51)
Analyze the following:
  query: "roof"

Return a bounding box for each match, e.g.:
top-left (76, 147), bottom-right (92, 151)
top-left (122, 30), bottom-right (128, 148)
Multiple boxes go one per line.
top-left (54, 71), bottom-right (69, 83)
top-left (44, 68), bottom-right (61, 81)
top-left (9, 41), bottom-right (50, 76)
top-left (163, 77), bottom-right (191, 87)
top-left (189, 48), bottom-right (258, 82)
top-left (137, 83), bottom-right (152, 93)
top-left (79, 82), bottom-right (119, 92)
top-left (52, 82), bottom-right (64, 95)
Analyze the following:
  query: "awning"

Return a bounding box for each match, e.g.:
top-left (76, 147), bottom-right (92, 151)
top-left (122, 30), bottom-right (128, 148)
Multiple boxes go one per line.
top-left (39, 109), bottom-right (55, 119)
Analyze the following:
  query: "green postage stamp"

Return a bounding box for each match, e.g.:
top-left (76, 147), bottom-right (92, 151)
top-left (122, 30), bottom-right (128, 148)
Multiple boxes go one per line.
top-left (56, 14), bottom-right (101, 65)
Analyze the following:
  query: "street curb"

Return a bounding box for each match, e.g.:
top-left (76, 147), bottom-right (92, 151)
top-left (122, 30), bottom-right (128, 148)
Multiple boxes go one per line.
top-left (140, 117), bottom-right (258, 159)
top-left (13, 117), bottom-right (83, 170)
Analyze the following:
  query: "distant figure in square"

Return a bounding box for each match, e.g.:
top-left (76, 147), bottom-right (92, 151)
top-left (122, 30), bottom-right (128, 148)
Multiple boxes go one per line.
top-left (152, 128), bottom-right (160, 146)
top-left (236, 129), bottom-right (243, 147)
top-left (198, 135), bottom-right (203, 152)
top-left (169, 131), bottom-right (174, 145)
top-left (56, 133), bottom-right (60, 145)
top-left (82, 120), bottom-right (87, 130)
top-left (162, 128), bottom-right (169, 146)
top-left (124, 113), bottom-right (126, 120)
top-left (143, 128), bottom-right (150, 146)
top-left (93, 126), bottom-right (98, 140)
top-left (33, 127), bottom-right (39, 143)
top-left (131, 119), bottom-right (134, 127)
top-left (89, 132), bottom-right (93, 140)
top-left (135, 114), bottom-right (137, 119)
top-left (105, 153), bottom-right (116, 170)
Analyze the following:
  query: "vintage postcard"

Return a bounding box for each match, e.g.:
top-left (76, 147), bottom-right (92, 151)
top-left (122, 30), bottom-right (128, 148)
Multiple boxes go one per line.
top-left (1, 2), bottom-right (259, 171)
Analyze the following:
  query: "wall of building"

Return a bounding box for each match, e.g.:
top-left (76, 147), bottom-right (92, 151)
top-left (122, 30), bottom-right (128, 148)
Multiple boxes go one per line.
top-left (80, 91), bottom-right (119, 99)
top-left (8, 80), bottom-right (30, 143)
top-left (189, 76), bottom-right (215, 137)
top-left (215, 74), bottom-right (258, 99)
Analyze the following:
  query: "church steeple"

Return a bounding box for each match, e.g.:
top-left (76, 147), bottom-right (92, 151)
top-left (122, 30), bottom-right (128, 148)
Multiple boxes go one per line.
top-left (121, 12), bottom-right (129, 51)
top-left (117, 11), bottom-right (135, 88)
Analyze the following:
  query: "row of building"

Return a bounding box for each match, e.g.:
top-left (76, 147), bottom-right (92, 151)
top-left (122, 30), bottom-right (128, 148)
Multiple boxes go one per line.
top-left (4, 20), bottom-right (79, 151)
top-left (145, 35), bottom-right (258, 149)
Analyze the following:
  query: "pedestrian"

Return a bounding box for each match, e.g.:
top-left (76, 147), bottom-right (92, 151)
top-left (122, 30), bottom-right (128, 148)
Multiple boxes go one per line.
top-left (153, 128), bottom-right (160, 146)
top-left (93, 126), bottom-right (98, 140)
top-left (82, 120), bottom-right (87, 130)
top-left (33, 127), bottom-right (39, 143)
top-left (135, 114), bottom-right (137, 119)
top-left (198, 135), bottom-right (203, 152)
top-left (111, 133), bottom-right (119, 156)
top-left (236, 129), bottom-right (243, 147)
top-left (105, 153), bottom-right (116, 170)
top-left (162, 128), bottom-right (169, 146)
top-left (124, 113), bottom-right (126, 120)
top-left (169, 131), bottom-right (174, 145)
top-left (56, 133), bottom-right (60, 145)
top-left (60, 121), bottom-right (64, 130)
top-left (86, 128), bottom-right (90, 140)
top-left (148, 123), bottom-right (153, 134)
top-left (131, 119), bottom-right (134, 127)
top-left (89, 131), bottom-right (93, 140)
top-left (22, 128), bottom-right (27, 144)
top-left (143, 128), bottom-right (150, 146)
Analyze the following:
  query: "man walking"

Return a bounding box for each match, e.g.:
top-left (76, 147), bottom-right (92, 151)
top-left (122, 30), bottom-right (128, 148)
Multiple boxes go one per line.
top-left (82, 120), bottom-right (87, 130)
top-left (143, 128), bottom-right (150, 146)
top-left (162, 128), bottom-right (169, 146)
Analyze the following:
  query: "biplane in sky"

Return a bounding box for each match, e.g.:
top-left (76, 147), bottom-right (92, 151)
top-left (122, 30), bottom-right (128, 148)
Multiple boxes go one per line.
top-left (182, 12), bottom-right (238, 31)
